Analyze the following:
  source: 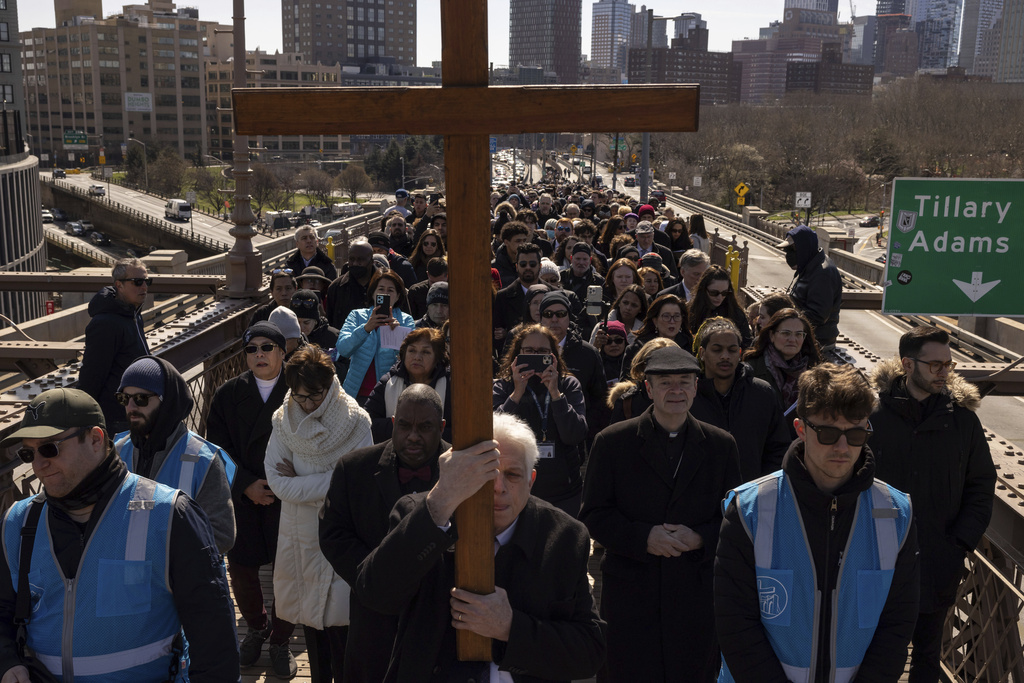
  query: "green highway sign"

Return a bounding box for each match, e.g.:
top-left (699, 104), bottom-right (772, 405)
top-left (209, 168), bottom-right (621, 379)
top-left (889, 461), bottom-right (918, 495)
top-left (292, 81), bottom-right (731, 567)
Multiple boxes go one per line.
top-left (63, 130), bottom-right (88, 150)
top-left (882, 178), bottom-right (1024, 316)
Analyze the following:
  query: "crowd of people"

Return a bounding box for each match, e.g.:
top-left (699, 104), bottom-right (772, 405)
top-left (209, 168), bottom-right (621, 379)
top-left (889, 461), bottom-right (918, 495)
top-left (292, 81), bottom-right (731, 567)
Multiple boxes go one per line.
top-left (0, 182), bottom-right (996, 683)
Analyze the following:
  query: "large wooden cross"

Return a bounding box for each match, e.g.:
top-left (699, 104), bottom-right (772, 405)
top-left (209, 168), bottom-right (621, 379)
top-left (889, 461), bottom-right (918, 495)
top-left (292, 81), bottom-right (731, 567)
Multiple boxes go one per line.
top-left (234, 0), bottom-right (698, 660)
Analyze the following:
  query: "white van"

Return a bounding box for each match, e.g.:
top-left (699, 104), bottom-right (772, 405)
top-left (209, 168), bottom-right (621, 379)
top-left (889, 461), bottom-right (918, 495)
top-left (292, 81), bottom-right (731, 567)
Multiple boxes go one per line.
top-left (165, 199), bottom-right (192, 221)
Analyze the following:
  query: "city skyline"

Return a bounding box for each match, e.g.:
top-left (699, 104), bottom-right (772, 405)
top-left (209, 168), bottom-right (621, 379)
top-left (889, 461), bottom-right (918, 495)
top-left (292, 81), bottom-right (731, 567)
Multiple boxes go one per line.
top-left (16, 0), bottom-right (783, 67)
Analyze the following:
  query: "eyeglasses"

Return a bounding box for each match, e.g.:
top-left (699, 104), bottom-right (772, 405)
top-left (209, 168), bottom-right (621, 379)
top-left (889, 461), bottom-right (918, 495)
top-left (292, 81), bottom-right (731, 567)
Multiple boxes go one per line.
top-left (658, 313), bottom-right (683, 322)
top-left (707, 288), bottom-right (731, 298)
top-left (910, 357), bottom-right (957, 373)
top-left (521, 346), bottom-right (552, 354)
top-left (244, 343), bottom-right (278, 354)
top-left (271, 268), bottom-right (293, 275)
top-left (115, 391), bottom-right (158, 407)
top-left (802, 419), bottom-right (873, 446)
top-left (16, 427), bottom-right (89, 464)
top-left (541, 309), bottom-right (569, 319)
top-left (292, 390), bottom-right (326, 405)
top-left (775, 329), bottom-right (807, 340)
top-left (118, 277), bottom-right (153, 287)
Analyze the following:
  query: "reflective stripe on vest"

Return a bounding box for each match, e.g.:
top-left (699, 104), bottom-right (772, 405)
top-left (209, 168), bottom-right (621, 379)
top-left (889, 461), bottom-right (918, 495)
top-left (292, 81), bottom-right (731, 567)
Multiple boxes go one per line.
top-left (115, 429), bottom-right (235, 498)
top-left (718, 472), bottom-right (911, 683)
top-left (35, 633), bottom-right (177, 677)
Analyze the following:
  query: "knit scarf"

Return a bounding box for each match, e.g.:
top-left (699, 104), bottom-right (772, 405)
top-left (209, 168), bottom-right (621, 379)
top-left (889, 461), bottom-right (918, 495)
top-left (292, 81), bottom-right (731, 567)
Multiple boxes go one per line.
top-left (765, 344), bottom-right (809, 407)
top-left (47, 450), bottom-right (127, 515)
top-left (272, 375), bottom-right (368, 470)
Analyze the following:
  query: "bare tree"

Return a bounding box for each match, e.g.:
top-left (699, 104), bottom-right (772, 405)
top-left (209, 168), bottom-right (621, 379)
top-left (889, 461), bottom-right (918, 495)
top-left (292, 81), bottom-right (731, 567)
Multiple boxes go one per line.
top-left (302, 168), bottom-right (335, 208)
top-left (149, 148), bottom-right (188, 198)
top-left (268, 165), bottom-right (299, 212)
top-left (249, 163), bottom-right (279, 214)
top-left (338, 164), bottom-right (371, 203)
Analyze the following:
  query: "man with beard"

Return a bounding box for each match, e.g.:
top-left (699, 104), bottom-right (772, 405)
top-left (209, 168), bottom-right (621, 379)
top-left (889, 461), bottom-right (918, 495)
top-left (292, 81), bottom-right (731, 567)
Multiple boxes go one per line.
top-left (869, 326), bottom-right (995, 682)
top-left (318, 385), bottom-right (447, 683)
top-left (206, 322), bottom-right (297, 677)
top-left (689, 318), bottom-right (790, 483)
top-left (493, 243), bottom-right (544, 346)
top-left (0, 389), bottom-right (239, 682)
top-left (113, 357), bottom-right (237, 553)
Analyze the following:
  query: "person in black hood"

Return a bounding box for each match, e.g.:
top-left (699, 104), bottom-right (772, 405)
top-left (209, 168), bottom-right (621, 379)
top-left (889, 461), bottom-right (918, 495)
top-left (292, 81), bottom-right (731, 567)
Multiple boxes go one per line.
top-left (715, 363), bottom-right (919, 683)
top-left (78, 258), bottom-right (152, 436)
top-left (777, 225), bottom-right (842, 348)
top-left (113, 356), bottom-right (237, 554)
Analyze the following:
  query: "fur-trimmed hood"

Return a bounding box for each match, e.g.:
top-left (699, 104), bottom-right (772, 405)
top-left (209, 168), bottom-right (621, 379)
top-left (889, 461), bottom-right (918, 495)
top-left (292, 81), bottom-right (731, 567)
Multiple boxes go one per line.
top-left (607, 380), bottom-right (641, 409)
top-left (870, 356), bottom-right (981, 412)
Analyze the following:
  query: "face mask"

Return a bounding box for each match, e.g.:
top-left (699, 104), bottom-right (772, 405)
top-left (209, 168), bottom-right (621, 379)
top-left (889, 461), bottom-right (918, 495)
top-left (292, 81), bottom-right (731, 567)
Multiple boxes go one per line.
top-left (784, 250), bottom-right (798, 269)
top-left (546, 230), bottom-right (556, 241)
top-left (349, 264), bottom-right (368, 279)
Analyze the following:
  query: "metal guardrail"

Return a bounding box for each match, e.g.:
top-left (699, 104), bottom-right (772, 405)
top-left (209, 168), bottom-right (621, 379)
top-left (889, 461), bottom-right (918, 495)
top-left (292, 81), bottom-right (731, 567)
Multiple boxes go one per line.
top-left (43, 177), bottom-right (232, 252)
top-left (43, 227), bottom-right (117, 267)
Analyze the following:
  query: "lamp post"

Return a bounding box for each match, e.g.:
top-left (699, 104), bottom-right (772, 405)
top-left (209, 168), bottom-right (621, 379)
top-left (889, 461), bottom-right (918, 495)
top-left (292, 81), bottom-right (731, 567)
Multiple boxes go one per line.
top-left (128, 135), bottom-right (148, 189)
top-left (400, 156), bottom-right (406, 190)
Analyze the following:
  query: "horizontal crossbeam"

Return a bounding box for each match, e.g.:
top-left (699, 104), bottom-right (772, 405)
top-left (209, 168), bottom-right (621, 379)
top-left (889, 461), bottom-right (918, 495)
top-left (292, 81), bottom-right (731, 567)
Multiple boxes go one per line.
top-left (233, 84), bottom-right (700, 136)
top-left (0, 273), bottom-right (224, 295)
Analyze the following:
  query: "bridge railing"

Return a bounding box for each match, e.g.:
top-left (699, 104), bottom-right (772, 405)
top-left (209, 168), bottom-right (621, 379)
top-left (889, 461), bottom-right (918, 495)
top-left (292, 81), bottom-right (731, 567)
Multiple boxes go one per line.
top-left (43, 228), bottom-right (117, 267)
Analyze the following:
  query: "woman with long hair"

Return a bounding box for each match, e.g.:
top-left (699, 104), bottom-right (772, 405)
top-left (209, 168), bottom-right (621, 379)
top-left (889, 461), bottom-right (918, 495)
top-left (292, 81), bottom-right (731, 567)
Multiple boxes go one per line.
top-left (602, 258), bottom-right (641, 305)
top-left (638, 266), bottom-right (664, 299)
top-left (598, 215), bottom-right (626, 258)
top-left (743, 307), bottom-right (822, 414)
top-left (408, 229), bottom-right (446, 282)
top-left (664, 218), bottom-right (693, 252)
top-left (335, 270), bottom-right (415, 403)
top-left (493, 324), bottom-right (588, 517)
top-left (554, 233), bottom-right (581, 269)
top-left (619, 293), bottom-right (693, 378)
top-left (363, 327), bottom-right (452, 444)
top-left (689, 213), bottom-right (710, 254)
top-left (687, 266), bottom-right (753, 347)
top-left (265, 346), bottom-right (372, 683)
top-left (591, 283), bottom-right (647, 347)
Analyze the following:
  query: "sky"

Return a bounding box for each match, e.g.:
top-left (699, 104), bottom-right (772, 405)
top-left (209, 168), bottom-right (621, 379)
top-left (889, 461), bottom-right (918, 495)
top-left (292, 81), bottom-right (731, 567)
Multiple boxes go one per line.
top-left (16, 0), bottom-right (788, 63)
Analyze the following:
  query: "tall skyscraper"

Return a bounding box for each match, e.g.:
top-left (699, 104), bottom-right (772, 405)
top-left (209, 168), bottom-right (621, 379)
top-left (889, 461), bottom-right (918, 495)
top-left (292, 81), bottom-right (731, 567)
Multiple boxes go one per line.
top-left (509, 0), bottom-right (582, 83)
top-left (959, 0), bottom-right (1003, 72)
top-left (995, 0), bottom-right (1023, 80)
top-left (673, 13), bottom-right (707, 41)
top-left (915, 0), bottom-right (963, 70)
top-left (591, 0), bottom-right (634, 69)
top-left (281, 0), bottom-right (416, 68)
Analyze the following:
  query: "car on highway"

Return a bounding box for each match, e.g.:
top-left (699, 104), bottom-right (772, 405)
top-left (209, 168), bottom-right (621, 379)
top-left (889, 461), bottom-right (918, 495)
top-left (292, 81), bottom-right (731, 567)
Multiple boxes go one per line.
top-left (624, 176), bottom-right (636, 187)
top-left (41, 210), bottom-right (54, 223)
top-left (859, 215), bottom-right (880, 227)
top-left (79, 220), bottom-right (95, 232)
top-left (88, 184), bottom-right (106, 196)
top-left (88, 230), bottom-right (111, 246)
top-left (650, 190), bottom-right (667, 205)
top-left (50, 208), bottom-right (68, 221)
top-left (64, 221), bottom-right (86, 236)
top-left (52, 169), bottom-right (66, 179)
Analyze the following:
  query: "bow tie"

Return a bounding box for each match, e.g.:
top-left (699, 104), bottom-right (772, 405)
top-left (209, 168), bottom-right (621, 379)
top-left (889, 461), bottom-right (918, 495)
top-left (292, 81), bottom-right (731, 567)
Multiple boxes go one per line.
top-left (398, 465), bottom-right (432, 484)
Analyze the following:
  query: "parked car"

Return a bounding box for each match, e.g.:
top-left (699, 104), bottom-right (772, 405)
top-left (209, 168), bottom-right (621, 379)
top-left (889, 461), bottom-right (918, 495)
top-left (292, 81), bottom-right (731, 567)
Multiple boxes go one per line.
top-left (88, 230), bottom-right (111, 246)
top-left (52, 169), bottom-right (66, 179)
top-left (624, 176), bottom-right (636, 187)
top-left (88, 184), bottom-right (106, 196)
top-left (64, 221), bottom-right (86, 236)
top-left (50, 208), bottom-right (68, 221)
top-left (41, 210), bottom-right (54, 223)
top-left (859, 215), bottom-right (880, 227)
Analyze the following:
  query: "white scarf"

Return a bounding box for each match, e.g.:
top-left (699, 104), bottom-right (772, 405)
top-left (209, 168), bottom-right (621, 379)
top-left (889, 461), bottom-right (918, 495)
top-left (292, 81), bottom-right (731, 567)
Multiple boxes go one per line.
top-left (272, 375), bottom-right (368, 470)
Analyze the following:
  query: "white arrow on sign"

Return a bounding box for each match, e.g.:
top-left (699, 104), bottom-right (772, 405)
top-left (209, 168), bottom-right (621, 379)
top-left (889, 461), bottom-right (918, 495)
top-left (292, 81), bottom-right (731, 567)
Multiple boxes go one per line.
top-left (952, 272), bottom-right (1000, 303)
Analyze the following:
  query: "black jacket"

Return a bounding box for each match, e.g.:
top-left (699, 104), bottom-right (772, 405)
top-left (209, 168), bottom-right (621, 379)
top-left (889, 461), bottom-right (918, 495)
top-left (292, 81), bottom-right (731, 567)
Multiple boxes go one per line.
top-left (355, 495), bottom-right (605, 683)
top-left (364, 361), bottom-right (453, 444)
top-left (284, 248), bottom-right (338, 282)
top-left (581, 408), bottom-right (741, 682)
top-left (689, 362), bottom-right (791, 483)
top-left (786, 229), bottom-right (842, 346)
top-left (493, 279), bottom-right (529, 339)
top-left (559, 326), bottom-right (608, 438)
top-left (386, 250), bottom-right (419, 288)
top-left (715, 441), bottom-right (920, 682)
top-left (0, 456), bottom-right (241, 682)
top-left (619, 330), bottom-right (695, 382)
top-left (491, 247), bottom-right (519, 290)
top-left (78, 286), bottom-right (150, 434)
top-left (559, 267), bottom-right (604, 309)
top-left (406, 278), bottom-right (432, 320)
top-left (205, 370), bottom-right (287, 567)
top-left (869, 358), bottom-right (995, 611)
top-left (319, 440), bottom-right (441, 683)
top-left (324, 269), bottom-right (374, 329)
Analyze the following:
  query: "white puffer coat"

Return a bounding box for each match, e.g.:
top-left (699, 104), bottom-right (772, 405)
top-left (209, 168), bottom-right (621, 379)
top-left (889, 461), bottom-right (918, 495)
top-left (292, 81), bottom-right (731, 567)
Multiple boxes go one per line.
top-left (266, 375), bottom-right (372, 628)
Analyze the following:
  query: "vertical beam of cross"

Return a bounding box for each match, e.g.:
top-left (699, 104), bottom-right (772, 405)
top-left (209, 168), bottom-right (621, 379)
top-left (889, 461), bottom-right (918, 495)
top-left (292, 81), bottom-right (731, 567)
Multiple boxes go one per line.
top-left (440, 0), bottom-right (495, 661)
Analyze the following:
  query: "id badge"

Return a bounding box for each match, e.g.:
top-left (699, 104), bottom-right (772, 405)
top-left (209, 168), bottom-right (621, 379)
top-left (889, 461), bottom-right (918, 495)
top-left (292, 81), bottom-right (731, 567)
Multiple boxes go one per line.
top-left (538, 442), bottom-right (555, 459)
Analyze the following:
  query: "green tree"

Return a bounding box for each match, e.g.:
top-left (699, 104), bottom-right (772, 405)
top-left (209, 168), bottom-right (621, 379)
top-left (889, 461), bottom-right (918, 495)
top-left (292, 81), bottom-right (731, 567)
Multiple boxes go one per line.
top-left (338, 164), bottom-right (371, 203)
top-left (149, 148), bottom-right (188, 197)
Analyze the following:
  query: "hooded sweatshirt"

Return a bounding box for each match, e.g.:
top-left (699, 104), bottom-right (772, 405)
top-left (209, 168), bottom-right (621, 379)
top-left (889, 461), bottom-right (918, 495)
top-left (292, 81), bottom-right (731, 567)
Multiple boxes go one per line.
top-left (79, 286), bottom-right (150, 434)
top-left (785, 228), bottom-right (842, 346)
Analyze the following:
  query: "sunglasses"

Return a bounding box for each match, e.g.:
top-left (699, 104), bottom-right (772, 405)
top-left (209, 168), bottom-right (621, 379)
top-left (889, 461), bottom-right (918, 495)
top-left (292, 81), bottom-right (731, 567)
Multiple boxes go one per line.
top-left (291, 298), bottom-right (319, 310)
top-left (115, 391), bottom-right (158, 407)
top-left (707, 288), bottom-right (731, 298)
top-left (541, 309), bottom-right (569, 319)
top-left (605, 337), bottom-right (625, 344)
top-left (245, 343), bottom-right (279, 354)
top-left (118, 277), bottom-right (153, 287)
top-left (802, 419), bottom-right (873, 446)
top-left (271, 268), bottom-right (293, 275)
top-left (17, 427), bottom-right (88, 464)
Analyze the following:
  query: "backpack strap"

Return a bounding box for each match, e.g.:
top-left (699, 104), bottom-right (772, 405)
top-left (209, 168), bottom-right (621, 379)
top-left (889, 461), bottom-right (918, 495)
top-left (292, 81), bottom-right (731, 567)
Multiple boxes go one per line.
top-left (14, 498), bottom-right (45, 654)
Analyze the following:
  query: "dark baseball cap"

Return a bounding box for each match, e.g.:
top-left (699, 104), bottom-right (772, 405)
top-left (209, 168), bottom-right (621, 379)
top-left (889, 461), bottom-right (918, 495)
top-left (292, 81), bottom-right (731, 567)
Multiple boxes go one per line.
top-left (0, 388), bottom-right (106, 449)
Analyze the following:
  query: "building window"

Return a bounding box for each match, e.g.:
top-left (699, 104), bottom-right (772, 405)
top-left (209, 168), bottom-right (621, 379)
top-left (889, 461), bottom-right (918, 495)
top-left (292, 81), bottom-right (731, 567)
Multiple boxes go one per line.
top-left (0, 85), bottom-right (12, 102)
top-left (0, 23), bottom-right (9, 42)
top-left (0, 53), bottom-right (10, 72)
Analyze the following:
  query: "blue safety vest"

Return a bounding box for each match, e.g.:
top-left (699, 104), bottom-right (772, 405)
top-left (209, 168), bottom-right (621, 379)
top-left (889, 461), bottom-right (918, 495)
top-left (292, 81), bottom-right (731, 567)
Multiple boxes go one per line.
top-left (2, 474), bottom-right (188, 683)
top-left (719, 471), bottom-right (912, 683)
top-left (115, 429), bottom-right (236, 498)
